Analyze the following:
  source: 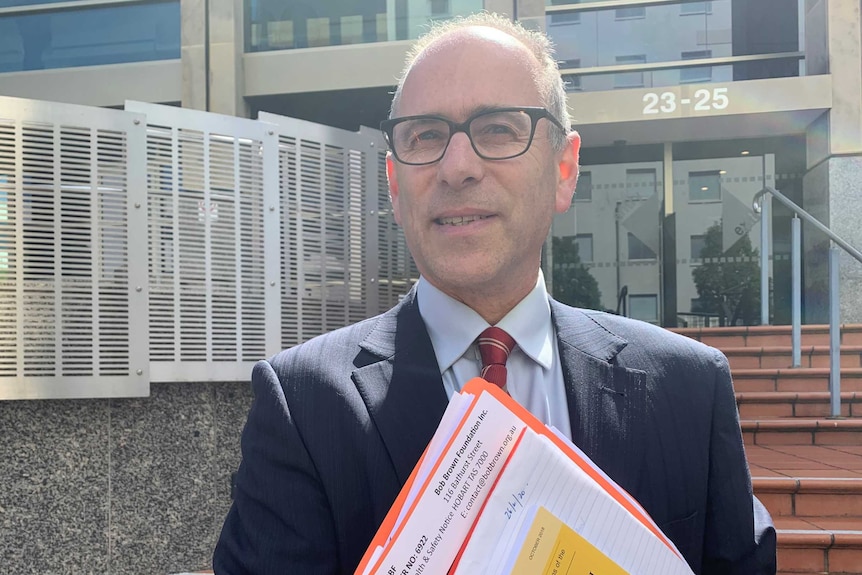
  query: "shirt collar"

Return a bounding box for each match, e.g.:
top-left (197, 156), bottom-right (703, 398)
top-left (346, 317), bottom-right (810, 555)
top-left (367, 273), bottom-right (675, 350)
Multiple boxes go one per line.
top-left (417, 270), bottom-right (554, 372)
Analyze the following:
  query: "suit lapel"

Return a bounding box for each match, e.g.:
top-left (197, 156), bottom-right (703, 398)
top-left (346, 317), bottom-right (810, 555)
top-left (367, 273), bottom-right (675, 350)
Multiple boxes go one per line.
top-left (351, 294), bottom-right (649, 492)
top-left (551, 302), bottom-right (647, 494)
top-left (352, 289), bottom-right (449, 485)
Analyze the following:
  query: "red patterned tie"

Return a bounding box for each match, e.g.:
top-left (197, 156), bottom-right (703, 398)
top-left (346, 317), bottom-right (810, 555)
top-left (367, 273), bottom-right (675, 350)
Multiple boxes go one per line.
top-left (478, 326), bottom-right (516, 392)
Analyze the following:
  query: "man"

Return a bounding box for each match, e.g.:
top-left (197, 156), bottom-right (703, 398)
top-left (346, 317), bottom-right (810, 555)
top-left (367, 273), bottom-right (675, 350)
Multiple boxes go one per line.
top-left (214, 13), bottom-right (775, 575)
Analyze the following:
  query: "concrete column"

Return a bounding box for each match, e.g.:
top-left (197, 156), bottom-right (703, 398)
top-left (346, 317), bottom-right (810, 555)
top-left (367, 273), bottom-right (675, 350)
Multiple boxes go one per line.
top-left (181, 0), bottom-right (248, 117)
top-left (803, 0), bottom-right (862, 322)
top-left (182, 0), bottom-right (207, 110)
top-left (210, 0), bottom-right (249, 117)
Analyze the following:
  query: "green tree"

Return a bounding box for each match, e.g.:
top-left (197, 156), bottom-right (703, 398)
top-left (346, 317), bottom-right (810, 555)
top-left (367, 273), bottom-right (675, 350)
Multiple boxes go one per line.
top-left (552, 236), bottom-right (602, 310)
top-left (691, 222), bottom-right (761, 326)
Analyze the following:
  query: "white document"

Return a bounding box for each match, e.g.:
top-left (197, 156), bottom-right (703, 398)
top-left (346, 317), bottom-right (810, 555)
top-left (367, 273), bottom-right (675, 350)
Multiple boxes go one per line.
top-left (452, 430), bottom-right (694, 575)
top-left (364, 390), bottom-right (527, 575)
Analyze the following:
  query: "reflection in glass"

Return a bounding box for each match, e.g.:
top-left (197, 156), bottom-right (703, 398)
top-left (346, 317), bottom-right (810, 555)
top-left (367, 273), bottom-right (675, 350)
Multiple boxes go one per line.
top-left (629, 294), bottom-right (658, 323)
top-left (545, 0), bottom-right (802, 92)
top-left (681, 50), bottom-right (712, 83)
top-left (551, 235), bottom-right (601, 310)
top-left (691, 221), bottom-right (761, 326)
top-left (690, 234), bottom-right (707, 260)
top-left (615, 7), bottom-right (645, 20)
top-left (0, 2), bottom-right (180, 73)
top-left (574, 171), bottom-right (591, 201)
top-left (549, 151), bottom-right (788, 327)
top-left (628, 232), bottom-right (656, 260)
top-left (615, 54), bottom-right (646, 89)
top-left (575, 234), bottom-right (593, 263)
top-left (245, 0), bottom-right (482, 51)
top-left (689, 171), bottom-right (721, 202)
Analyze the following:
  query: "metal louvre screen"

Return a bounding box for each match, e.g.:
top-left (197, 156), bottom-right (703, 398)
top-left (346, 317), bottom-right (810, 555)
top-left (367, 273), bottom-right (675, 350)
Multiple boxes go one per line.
top-left (0, 97), bottom-right (410, 396)
top-left (127, 102), bottom-right (280, 383)
top-left (364, 127), bottom-right (419, 310)
top-left (0, 96), bottom-right (148, 400)
top-left (259, 114), bottom-right (416, 348)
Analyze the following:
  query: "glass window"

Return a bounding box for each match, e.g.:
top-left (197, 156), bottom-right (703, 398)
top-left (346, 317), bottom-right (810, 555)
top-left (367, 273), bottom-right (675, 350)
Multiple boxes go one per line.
top-left (690, 234), bottom-right (706, 260)
top-left (629, 294), bottom-right (658, 322)
top-left (575, 170), bottom-right (591, 201)
top-left (628, 232), bottom-right (656, 260)
top-left (575, 234), bottom-right (593, 262)
top-left (689, 170), bottom-right (722, 201)
top-left (681, 50), bottom-right (712, 83)
top-left (550, 0), bottom-right (581, 25)
top-left (246, 0), bottom-right (484, 50)
top-left (615, 54), bottom-right (646, 89)
top-left (545, 0), bottom-right (801, 93)
top-left (626, 168), bottom-right (656, 199)
top-left (615, 7), bottom-right (645, 19)
top-left (429, 0), bottom-right (449, 17)
top-left (561, 58), bottom-right (582, 91)
top-left (0, 2), bottom-right (180, 73)
top-left (681, 2), bottom-right (712, 14)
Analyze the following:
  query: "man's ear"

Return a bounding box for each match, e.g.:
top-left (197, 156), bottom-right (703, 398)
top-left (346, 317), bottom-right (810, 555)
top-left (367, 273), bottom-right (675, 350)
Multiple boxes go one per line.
top-left (555, 131), bottom-right (581, 214)
top-left (386, 153), bottom-right (402, 225)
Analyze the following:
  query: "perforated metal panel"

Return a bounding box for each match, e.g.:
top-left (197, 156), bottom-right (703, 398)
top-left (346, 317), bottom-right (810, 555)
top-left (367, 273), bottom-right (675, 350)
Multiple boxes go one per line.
top-left (258, 114), bottom-right (417, 348)
top-left (362, 126), bottom-right (420, 309)
top-left (127, 102), bottom-right (280, 382)
top-left (0, 95), bottom-right (148, 399)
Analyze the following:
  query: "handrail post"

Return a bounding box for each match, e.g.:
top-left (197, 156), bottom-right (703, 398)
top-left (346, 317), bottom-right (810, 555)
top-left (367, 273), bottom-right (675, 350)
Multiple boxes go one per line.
top-left (791, 215), bottom-right (801, 367)
top-left (760, 195), bottom-right (770, 326)
top-left (829, 246), bottom-right (841, 418)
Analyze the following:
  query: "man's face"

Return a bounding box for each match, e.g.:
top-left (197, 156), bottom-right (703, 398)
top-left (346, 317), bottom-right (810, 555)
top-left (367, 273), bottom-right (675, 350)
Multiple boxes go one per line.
top-left (388, 28), bottom-right (580, 315)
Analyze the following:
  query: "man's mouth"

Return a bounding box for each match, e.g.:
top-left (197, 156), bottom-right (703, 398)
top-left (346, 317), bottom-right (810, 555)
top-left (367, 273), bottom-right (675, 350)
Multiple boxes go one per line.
top-left (435, 215), bottom-right (491, 226)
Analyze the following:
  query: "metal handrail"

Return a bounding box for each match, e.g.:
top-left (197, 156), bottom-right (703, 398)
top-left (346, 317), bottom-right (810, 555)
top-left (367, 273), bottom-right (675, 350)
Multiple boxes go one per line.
top-left (753, 186), bottom-right (862, 417)
top-left (753, 188), bottom-right (862, 264)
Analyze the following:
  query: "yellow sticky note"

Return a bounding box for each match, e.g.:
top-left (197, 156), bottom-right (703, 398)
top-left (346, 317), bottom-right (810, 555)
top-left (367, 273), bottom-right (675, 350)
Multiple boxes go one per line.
top-left (510, 507), bottom-right (628, 575)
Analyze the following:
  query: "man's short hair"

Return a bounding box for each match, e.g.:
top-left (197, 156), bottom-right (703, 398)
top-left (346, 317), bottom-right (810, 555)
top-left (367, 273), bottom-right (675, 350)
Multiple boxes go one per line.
top-left (389, 12), bottom-right (571, 151)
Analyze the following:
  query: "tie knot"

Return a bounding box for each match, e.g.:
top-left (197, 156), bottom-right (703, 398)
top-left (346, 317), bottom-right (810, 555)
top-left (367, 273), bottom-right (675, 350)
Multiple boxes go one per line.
top-left (477, 327), bottom-right (516, 390)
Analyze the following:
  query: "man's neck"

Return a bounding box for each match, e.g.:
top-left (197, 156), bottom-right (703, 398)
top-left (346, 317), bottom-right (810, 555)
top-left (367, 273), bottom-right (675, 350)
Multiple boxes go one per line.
top-left (423, 273), bottom-right (542, 325)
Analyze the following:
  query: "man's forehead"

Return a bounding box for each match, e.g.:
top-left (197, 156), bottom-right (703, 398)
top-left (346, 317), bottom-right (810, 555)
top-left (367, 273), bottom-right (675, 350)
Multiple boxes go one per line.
top-left (411, 25), bottom-right (534, 71)
top-left (398, 27), bottom-right (541, 117)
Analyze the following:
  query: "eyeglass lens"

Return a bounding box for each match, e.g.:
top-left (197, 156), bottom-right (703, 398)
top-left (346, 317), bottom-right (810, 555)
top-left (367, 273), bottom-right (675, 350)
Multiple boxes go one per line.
top-left (391, 110), bottom-right (535, 164)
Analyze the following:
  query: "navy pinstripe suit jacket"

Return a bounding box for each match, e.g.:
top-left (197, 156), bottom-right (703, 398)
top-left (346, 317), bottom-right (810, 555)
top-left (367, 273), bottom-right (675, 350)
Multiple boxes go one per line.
top-left (214, 288), bottom-right (776, 574)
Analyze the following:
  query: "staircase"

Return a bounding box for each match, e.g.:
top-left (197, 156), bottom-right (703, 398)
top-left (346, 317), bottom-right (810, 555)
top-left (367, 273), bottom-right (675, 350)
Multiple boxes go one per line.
top-left (675, 325), bottom-right (862, 575)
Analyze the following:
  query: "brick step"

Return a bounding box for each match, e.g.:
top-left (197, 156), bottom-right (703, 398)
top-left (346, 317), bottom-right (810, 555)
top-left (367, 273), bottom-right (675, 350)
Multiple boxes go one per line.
top-left (737, 392), bottom-right (862, 419)
top-left (724, 346), bottom-right (862, 370)
top-left (746, 445), bottom-right (862, 480)
top-left (754, 477), bottom-right (862, 518)
top-left (776, 522), bottom-right (862, 574)
top-left (733, 368), bottom-right (862, 393)
top-left (673, 324), bottom-right (862, 349)
top-left (742, 419), bottom-right (862, 447)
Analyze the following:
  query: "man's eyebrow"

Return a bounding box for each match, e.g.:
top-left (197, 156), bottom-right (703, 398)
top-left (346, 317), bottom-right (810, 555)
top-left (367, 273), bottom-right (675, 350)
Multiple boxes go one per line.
top-left (414, 105), bottom-right (511, 121)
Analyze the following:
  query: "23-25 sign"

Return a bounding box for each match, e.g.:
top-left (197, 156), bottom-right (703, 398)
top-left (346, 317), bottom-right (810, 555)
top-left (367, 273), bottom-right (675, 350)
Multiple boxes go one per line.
top-left (642, 88), bottom-right (729, 115)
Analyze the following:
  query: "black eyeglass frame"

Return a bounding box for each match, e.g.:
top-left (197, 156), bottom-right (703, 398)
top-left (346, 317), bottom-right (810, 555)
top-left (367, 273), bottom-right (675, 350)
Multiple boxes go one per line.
top-left (380, 106), bottom-right (567, 166)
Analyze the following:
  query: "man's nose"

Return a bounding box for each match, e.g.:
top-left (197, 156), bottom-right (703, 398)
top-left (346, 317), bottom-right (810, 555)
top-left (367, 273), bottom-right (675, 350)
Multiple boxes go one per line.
top-left (436, 131), bottom-right (484, 188)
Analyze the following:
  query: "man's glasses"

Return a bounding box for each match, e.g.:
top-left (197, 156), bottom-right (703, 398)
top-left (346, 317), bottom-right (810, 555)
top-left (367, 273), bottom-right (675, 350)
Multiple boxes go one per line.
top-left (381, 107), bottom-right (565, 166)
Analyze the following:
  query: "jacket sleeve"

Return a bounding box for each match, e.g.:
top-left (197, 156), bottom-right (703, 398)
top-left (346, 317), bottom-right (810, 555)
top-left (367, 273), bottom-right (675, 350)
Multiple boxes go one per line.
top-left (702, 350), bottom-right (776, 575)
top-left (213, 359), bottom-right (339, 575)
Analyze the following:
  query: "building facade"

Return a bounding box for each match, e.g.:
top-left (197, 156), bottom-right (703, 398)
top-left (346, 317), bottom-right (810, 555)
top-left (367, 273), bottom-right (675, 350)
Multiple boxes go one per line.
top-left (3, 0), bottom-right (860, 329)
top-left (0, 0), bottom-right (861, 573)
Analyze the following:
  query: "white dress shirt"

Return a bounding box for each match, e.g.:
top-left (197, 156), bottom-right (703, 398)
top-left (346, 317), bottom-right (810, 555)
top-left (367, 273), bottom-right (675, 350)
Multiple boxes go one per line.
top-left (416, 270), bottom-right (572, 439)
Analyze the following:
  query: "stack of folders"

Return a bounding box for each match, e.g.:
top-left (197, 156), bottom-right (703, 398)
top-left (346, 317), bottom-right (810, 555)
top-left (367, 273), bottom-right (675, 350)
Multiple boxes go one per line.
top-left (355, 378), bottom-right (695, 575)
